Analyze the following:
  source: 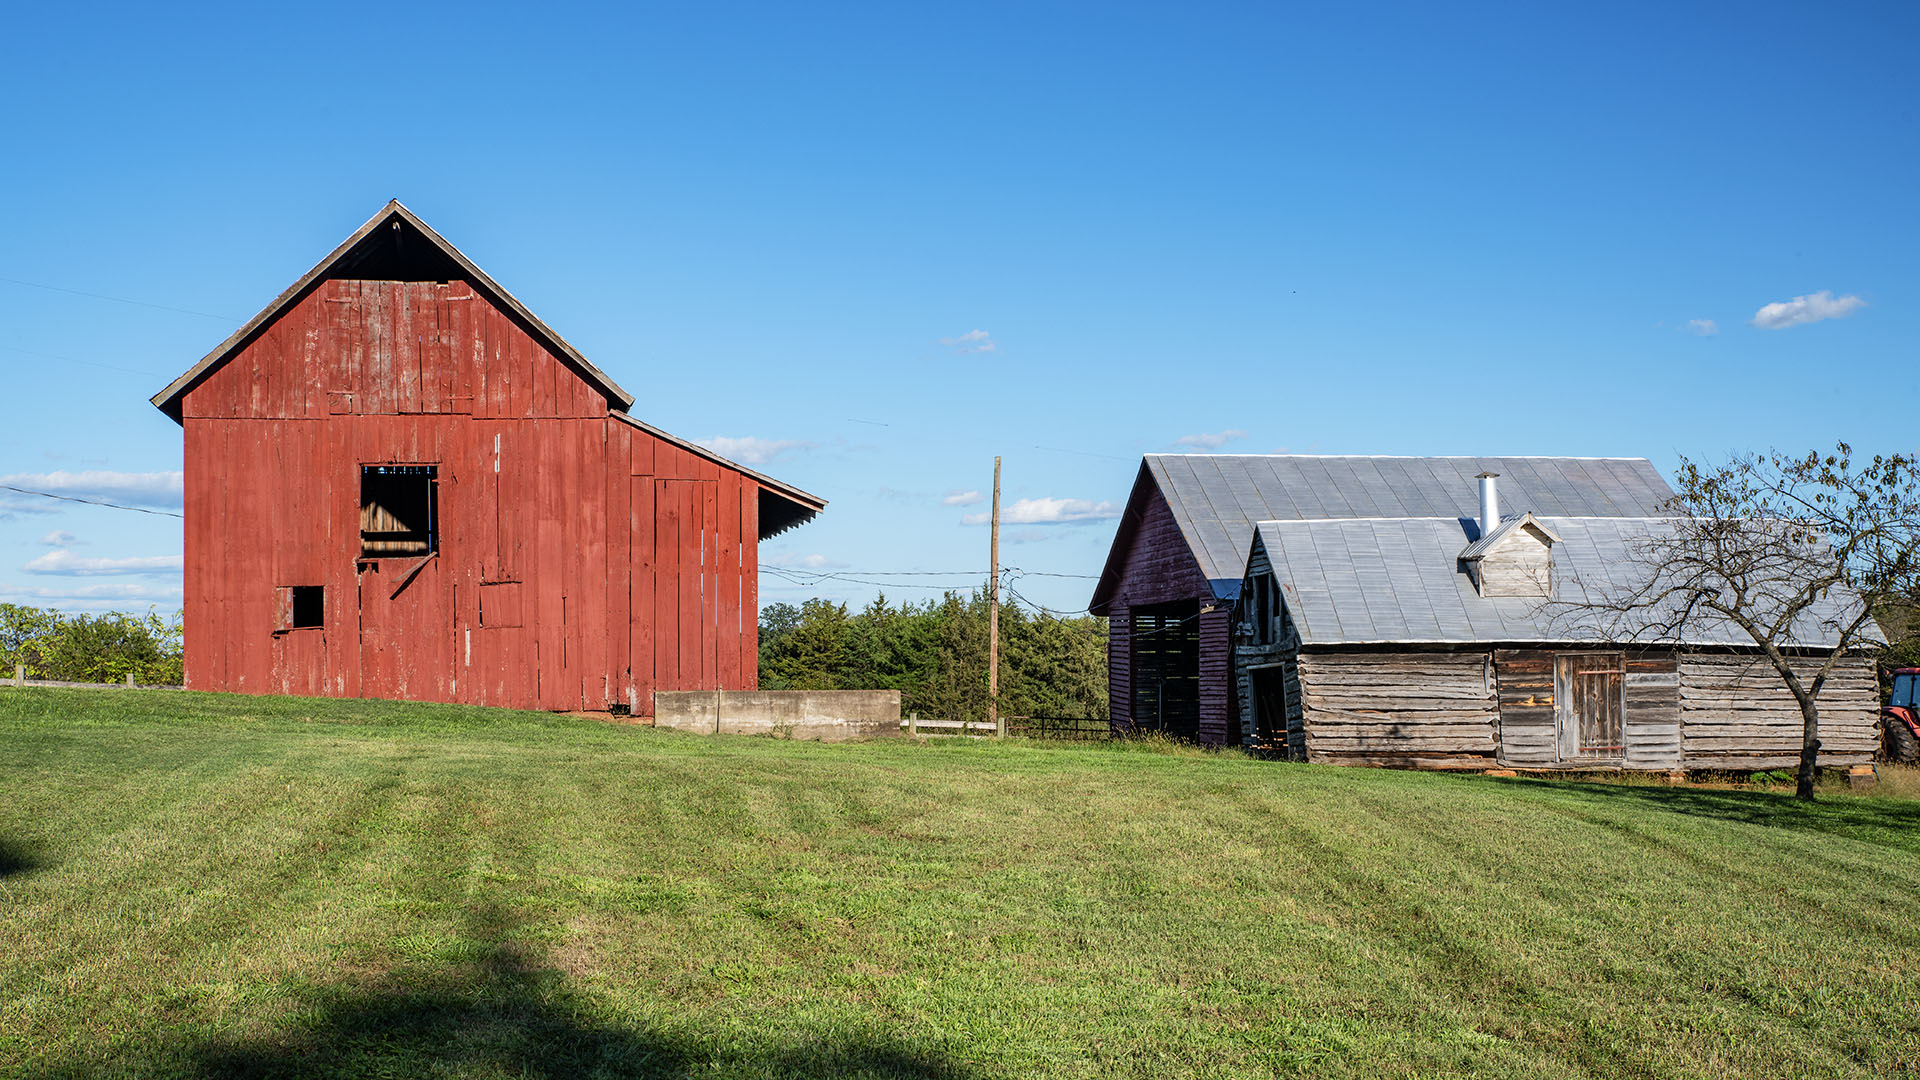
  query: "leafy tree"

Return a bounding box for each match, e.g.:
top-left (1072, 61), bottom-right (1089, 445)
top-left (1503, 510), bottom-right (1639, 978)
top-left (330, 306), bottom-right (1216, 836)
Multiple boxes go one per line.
top-left (0, 605), bottom-right (184, 685)
top-left (757, 602), bottom-right (804, 651)
top-left (757, 589), bottom-right (1108, 725)
top-left (1571, 444), bottom-right (1920, 799)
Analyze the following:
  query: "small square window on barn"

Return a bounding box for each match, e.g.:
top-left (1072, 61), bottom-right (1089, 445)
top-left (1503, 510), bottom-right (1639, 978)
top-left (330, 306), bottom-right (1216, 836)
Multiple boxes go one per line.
top-left (277, 585), bottom-right (324, 630)
top-left (360, 465), bottom-right (438, 558)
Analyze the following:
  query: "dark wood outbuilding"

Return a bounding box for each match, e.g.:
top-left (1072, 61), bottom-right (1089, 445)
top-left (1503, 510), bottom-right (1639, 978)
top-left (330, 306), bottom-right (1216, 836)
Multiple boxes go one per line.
top-left (1088, 456), bottom-right (1677, 746)
top-left (1235, 510), bottom-right (1879, 770)
top-left (152, 201), bottom-right (824, 714)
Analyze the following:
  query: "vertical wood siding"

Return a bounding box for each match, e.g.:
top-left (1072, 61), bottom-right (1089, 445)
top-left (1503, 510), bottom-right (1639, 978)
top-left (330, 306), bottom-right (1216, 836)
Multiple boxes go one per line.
top-left (178, 280), bottom-right (768, 713)
top-left (1101, 490), bottom-right (1230, 743)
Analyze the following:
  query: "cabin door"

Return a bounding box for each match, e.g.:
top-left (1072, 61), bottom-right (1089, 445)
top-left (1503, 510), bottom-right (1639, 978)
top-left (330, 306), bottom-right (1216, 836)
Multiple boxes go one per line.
top-left (1250, 665), bottom-right (1290, 750)
top-left (1554, 654), bottom-right (1625, 762)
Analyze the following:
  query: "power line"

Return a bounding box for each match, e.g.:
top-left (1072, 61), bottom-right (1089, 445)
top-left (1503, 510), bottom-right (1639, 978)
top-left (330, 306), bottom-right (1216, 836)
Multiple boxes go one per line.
top-left (0, 343), bottom-right (171, 380)
top-left (0, 484), bottom-right (184, 519)
top-left (0, 274), bottom-right (239, 322)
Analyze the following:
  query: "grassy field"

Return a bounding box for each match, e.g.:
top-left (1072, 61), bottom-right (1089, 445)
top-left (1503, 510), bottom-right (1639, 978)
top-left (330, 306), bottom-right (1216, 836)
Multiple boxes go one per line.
top-left (2, 689), bottom-right (1917, 1079)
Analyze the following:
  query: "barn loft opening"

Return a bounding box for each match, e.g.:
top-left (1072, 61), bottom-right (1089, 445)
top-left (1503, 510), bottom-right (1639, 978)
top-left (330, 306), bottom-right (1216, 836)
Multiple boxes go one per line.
top-left (330, 216), bottom-right (466, 282)
top-left (361, 465), bottom-right (437, 558)
top-left (290, 586), bottom-right (323, 628)
top-left (1131, 601), bottom-right (1200, 739)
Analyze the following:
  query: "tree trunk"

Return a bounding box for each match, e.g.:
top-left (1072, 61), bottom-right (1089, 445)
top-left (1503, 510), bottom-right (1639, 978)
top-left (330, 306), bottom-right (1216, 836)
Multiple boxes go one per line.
top-left (1796, 696), bottom-right (1821, 800)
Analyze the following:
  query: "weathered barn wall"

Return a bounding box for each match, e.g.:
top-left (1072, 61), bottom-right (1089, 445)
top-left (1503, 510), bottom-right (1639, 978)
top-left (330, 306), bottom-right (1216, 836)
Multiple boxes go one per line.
top-left (1101, 489), bottom-right (1223, 740)
top-left (1679, 655), bottom-right (1879, 769)
top-left (1296, 651), bottom-right (1500, 768)
top-left (1493, 650), bottom-right (1681, 769)
top-left (180, 279), bottom-right (761, 714)
top-left (655, 689), bottom-right (901, 740)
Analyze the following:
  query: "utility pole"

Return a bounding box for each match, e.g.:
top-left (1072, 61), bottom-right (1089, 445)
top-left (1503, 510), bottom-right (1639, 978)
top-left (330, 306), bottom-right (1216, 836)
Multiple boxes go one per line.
top-left (988, 455), bottom-right (1002, 738)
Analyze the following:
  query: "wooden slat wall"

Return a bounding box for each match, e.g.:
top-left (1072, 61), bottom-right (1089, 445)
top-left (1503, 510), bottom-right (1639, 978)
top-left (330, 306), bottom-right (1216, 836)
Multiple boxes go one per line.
top-left (1198, 607), bottom-right (1236, 744)
top-left (1493, 649), bottom-right (1556, 766)
top-left (1107, 611), bottom-right (1132, 732)
top-left (1101, 490), bottom-right (1225, 742)
top-left (1679, 654), bottom-right (1879, 769)
top-left (1298, 651), bottom-right (1500, 768)
top-left (178, 280), bottom-right (771, 714)
top-left (1622, 655), bottom-right (1682, 768)
top-left (1494, 649), bottom-right (1681, 769)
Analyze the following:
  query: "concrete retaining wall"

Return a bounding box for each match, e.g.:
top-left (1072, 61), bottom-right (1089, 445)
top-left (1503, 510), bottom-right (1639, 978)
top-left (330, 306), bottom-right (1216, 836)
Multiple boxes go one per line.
top-left (654, 690), bottom-right (902, 741)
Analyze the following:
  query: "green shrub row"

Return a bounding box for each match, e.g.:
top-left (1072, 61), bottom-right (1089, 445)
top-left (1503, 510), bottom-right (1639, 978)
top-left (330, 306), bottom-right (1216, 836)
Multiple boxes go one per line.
top-left (0, 604), bottom-right (184, 685)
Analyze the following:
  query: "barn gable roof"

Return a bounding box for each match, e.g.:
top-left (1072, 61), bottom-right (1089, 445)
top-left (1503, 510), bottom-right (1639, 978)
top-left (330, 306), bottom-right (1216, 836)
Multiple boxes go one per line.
top-left (150, 201), bottom-right (826, 536)
top-left (1090, 455), bottom-right (1675, 614)
top-left (1251, 516), bottom-right (1872, 649)
top-left (151, 200), bottom-right (635, 421)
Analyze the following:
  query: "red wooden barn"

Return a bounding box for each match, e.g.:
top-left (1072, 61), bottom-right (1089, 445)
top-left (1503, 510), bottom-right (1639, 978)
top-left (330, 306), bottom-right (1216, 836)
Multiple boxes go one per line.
top-left (152, 201), bottom-right (824, 714)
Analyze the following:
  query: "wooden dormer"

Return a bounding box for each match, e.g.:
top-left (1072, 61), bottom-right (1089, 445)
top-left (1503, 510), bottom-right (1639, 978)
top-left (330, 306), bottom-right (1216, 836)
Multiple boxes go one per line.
top-left (1458, 513), bottom-right (1561, 598)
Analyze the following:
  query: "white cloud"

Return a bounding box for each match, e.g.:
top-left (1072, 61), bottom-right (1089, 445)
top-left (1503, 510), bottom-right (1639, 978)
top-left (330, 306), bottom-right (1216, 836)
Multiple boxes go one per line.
top-left (939, 330), bottom-right (998, 354)
top-left (24, 550), bottom-right (183, 577)
top-left (1684, 318), bottom-right (1719, 336)
top-left (0, 469), bottom-right (184, 509)
top-left (963, 497), bottom-right (1122, 526)
top-left (39, 530), bottom-right (79, 546)
top-left (0, 581), bottom-right (183, 611)
top-left (942, 489), bottom-right (984, 506)
top-left (1174, 429), bottom-right (1248, 450)
top-left (0, 497), bottom-right (59, 521)
top-left (1750, 291), bottom-right (1866, 331)
top-left (694, 436), bottom-right (816, 465)
top-left (765, 552), bottom-right (848, 570)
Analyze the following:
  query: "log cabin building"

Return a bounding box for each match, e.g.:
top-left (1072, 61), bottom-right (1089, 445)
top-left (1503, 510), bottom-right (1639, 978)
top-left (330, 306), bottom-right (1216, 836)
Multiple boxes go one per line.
top-left (1090, 455), bottom-right (1879, 768)
top-left (152, 201), bottom-right (824, 714)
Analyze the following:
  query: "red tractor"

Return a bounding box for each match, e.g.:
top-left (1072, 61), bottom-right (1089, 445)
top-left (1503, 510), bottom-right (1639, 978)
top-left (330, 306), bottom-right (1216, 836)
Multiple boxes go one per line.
top-left (1887, 668), bottom-right (1920, 764)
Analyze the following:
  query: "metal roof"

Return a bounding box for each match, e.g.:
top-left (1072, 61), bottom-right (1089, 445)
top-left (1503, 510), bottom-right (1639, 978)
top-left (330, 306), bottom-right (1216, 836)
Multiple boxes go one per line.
top-left (1458, 512), bottom-right (1561, 560)
top-left (1255, 515), bottom-right (1870, 648)
top-left (1094, 455), bottom-right (1675, 609)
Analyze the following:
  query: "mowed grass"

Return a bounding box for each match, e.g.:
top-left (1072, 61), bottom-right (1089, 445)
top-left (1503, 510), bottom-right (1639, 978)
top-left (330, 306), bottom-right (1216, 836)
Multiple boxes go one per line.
top-left (2, 690), bottom-right (1917, 1079)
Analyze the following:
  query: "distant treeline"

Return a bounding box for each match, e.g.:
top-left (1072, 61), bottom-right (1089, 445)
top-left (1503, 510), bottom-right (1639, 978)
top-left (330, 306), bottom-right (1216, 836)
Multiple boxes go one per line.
top-left (759, 591), bottom-right (1108, 723)
top-left (0, 605), bottom-right (184, 685)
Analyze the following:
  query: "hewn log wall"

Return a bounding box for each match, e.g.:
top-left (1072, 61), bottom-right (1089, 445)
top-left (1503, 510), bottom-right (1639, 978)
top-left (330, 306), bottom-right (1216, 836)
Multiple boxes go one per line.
top-left (1679, 655), bottom-right (1879, 769)
top-left (1297, 651), bottom-right (1499, 768)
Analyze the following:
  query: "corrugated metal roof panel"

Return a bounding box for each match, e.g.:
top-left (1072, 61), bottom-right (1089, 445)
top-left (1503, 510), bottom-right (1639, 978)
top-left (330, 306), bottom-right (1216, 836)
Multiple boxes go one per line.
top-left (1146, 455), bottom-right (1675, 584)
top-left (1254, 515), bottom-right (1868, 648)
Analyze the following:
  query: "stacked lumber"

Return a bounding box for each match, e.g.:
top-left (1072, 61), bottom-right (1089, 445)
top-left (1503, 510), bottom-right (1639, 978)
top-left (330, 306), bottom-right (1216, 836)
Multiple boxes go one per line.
top-left (1298, 652), bottom-right (1498, 768)
top-left (1679, 655), bottom-right (1879, 769)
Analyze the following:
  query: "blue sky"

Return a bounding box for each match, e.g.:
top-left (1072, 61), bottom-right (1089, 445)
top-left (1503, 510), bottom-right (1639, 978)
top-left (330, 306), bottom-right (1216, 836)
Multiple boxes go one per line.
top-left (1, 1), bottom-right (1914, 615)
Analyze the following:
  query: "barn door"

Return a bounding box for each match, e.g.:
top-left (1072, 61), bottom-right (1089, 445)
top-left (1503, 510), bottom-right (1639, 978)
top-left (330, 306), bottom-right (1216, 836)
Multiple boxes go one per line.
top-left (355, 465), bottom-right (451, 702)
top-left (1554, 654), bottom-right (1624, 762)
top-left (1250, 665), bottom-right (1289, 750)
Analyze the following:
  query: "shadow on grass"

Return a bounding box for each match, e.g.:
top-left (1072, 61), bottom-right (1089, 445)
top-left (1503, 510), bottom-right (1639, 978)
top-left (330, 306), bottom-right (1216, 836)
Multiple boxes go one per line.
top-left (44, 904), bottom-right (974, 1080)
top-left (1506, 777), bottom-right (1920, 854)
top-left (0, 836), bottom-right (38, 877)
